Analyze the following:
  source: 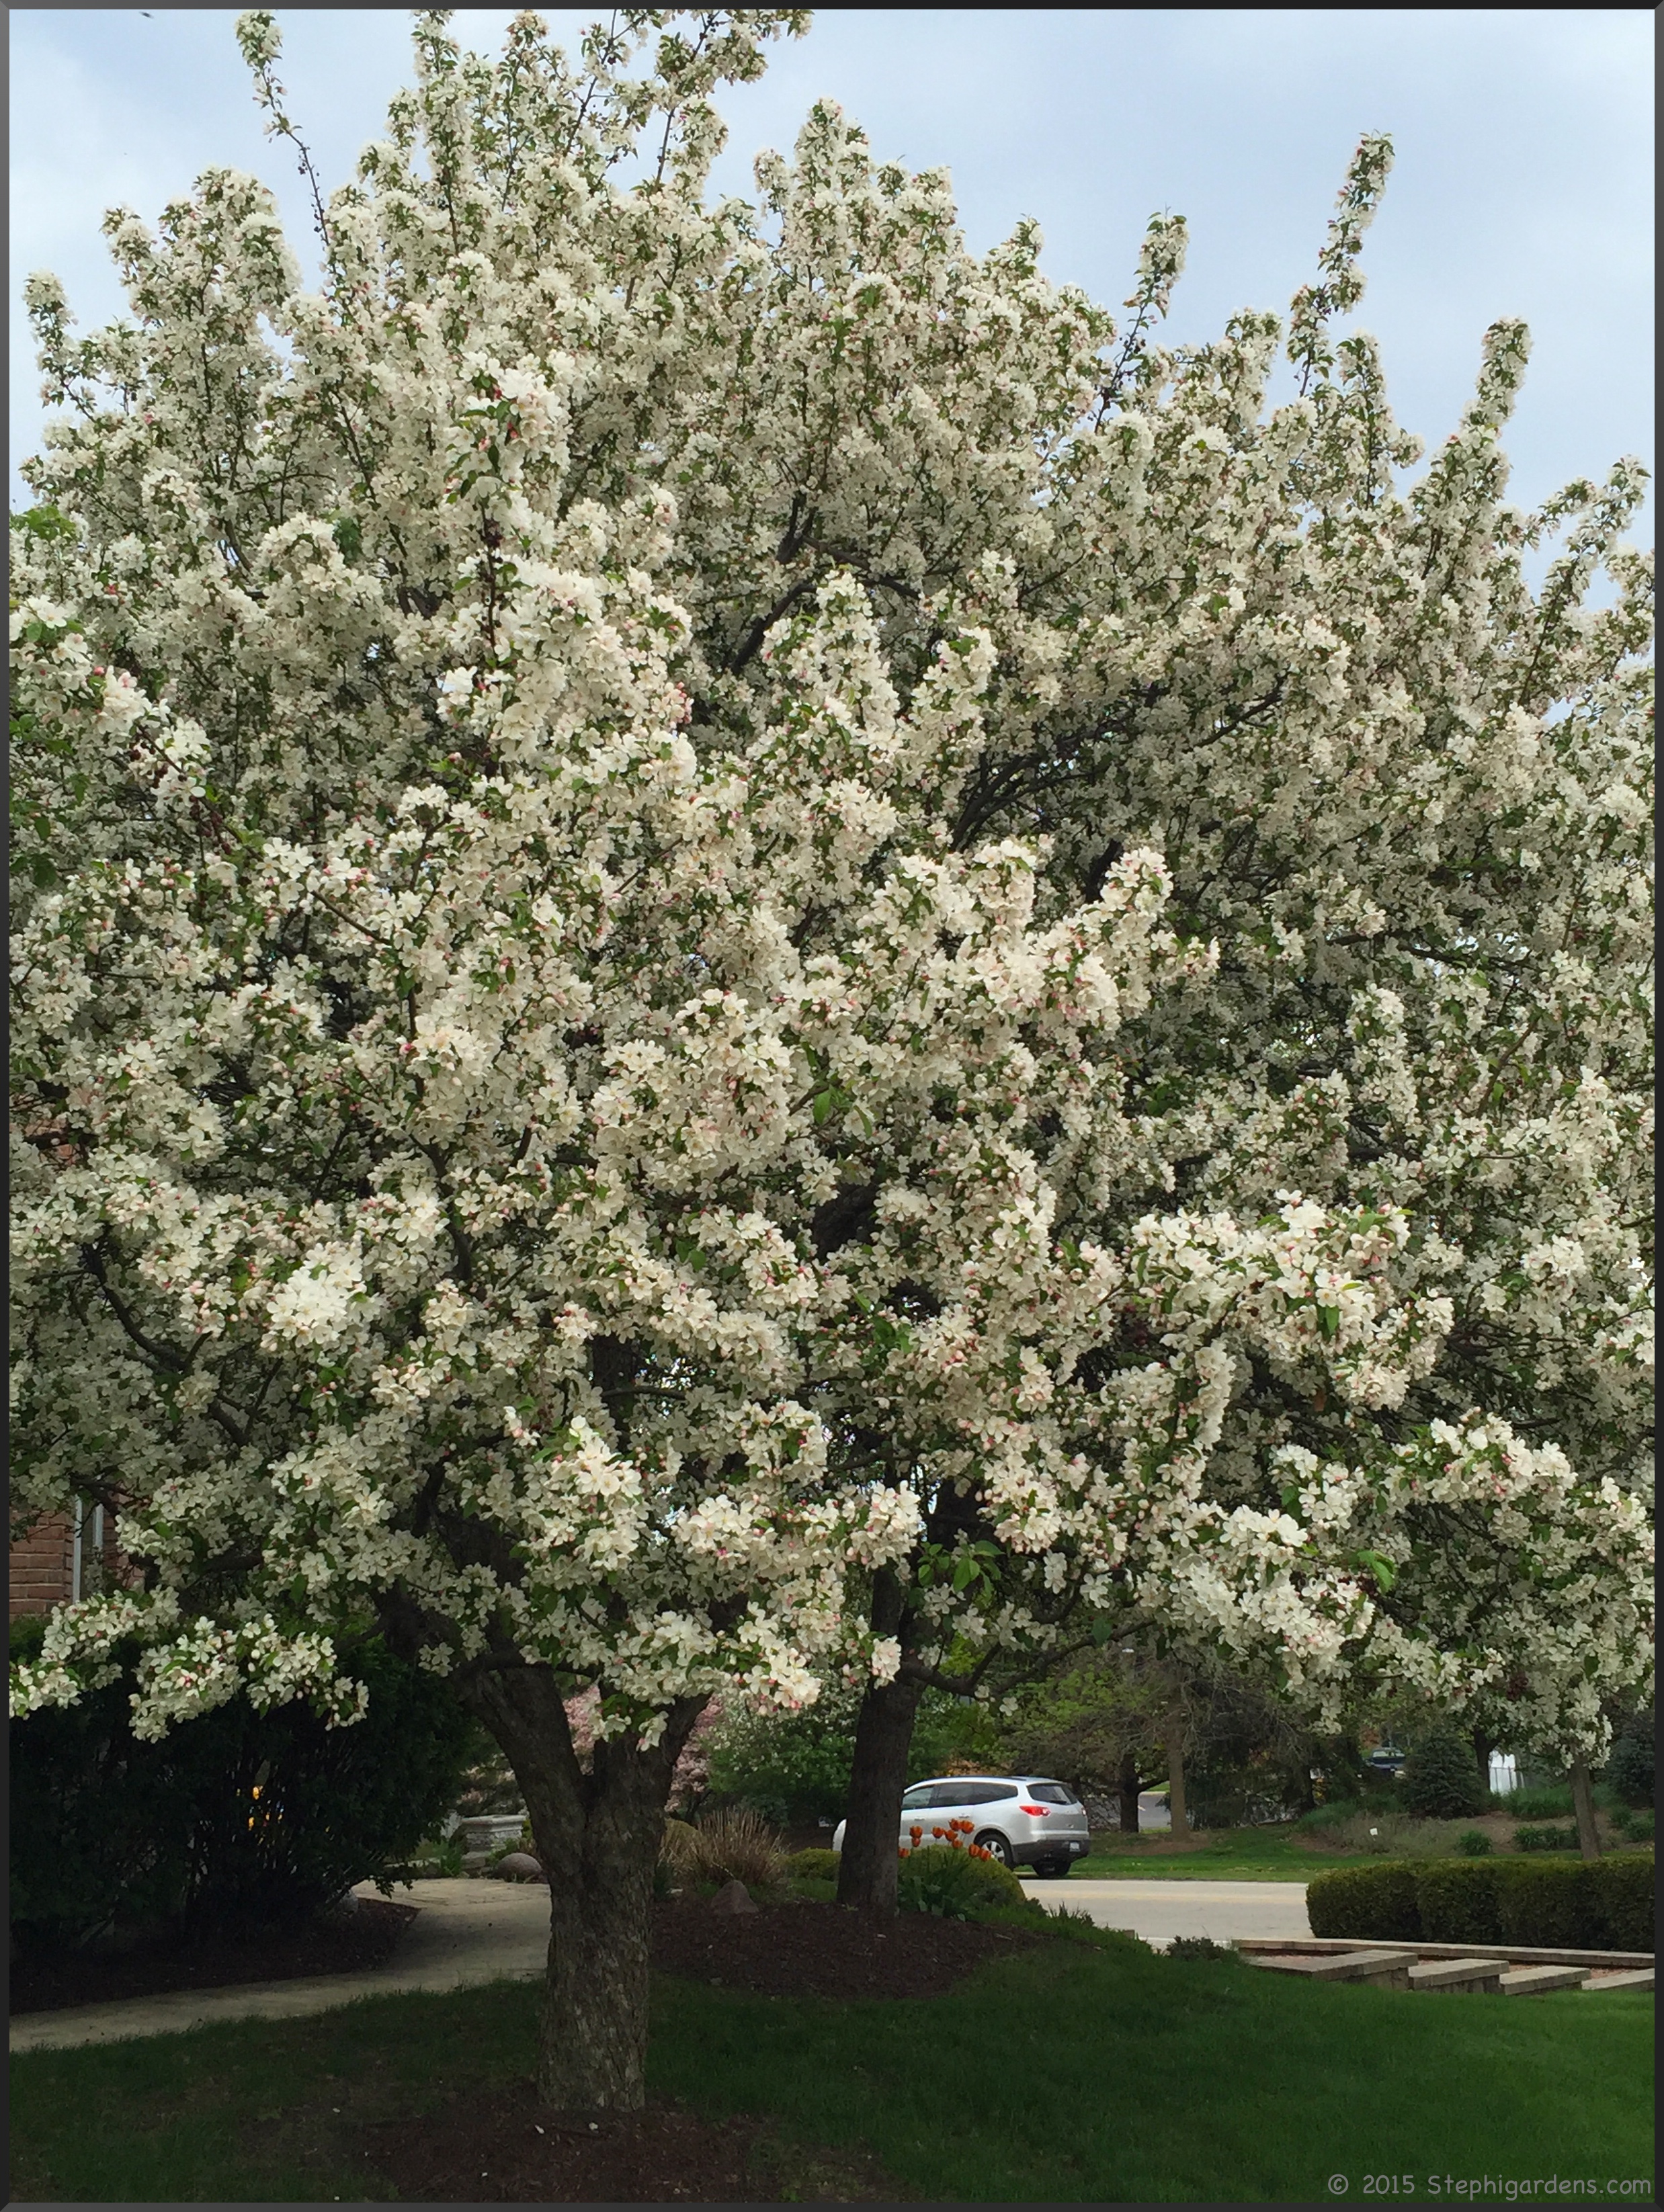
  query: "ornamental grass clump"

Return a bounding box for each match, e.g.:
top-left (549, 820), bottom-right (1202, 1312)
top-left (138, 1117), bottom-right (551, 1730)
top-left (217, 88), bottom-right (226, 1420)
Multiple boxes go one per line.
top-left (669, 1806), bottom-right (788, 1894)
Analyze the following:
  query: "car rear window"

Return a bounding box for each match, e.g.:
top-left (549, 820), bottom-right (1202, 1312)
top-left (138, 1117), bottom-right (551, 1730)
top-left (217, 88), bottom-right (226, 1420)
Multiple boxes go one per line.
top-left (1025, 1783), bottom-right (1077, 1805)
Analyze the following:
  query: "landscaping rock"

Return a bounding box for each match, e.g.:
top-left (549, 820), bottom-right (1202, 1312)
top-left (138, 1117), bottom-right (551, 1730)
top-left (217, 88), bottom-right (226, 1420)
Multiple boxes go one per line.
top-left (491, 1851), bottom-right (546, 1883)
top-left (709, 1878), bottom-right (758, 1915)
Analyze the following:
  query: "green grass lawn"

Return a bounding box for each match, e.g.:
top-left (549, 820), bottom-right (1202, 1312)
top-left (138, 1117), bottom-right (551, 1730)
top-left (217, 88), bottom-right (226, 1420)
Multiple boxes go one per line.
top-left (11, 1929), bottom-right (1653, 2203)
top-left (1063, 1824), bottom-right (1358, 1879)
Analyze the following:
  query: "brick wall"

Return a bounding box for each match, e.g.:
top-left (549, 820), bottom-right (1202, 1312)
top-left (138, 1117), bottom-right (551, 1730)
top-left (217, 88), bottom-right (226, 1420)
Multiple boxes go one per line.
top-left (9, 1512), bottom-right (74, 1619)
top-left (9, 1508), bottom-right (124, 1620)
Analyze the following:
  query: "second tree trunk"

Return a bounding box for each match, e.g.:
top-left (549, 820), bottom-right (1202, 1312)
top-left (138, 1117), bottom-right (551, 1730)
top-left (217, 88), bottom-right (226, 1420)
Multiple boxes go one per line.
top-left (835, 1670), bottom-right (925, 1913)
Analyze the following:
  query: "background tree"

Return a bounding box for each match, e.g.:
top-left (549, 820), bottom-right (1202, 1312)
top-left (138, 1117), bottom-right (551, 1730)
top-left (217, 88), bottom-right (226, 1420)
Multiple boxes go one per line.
top-left (995, 1645), bottom-right (1169, 1834)
top-left (1400, 1718), bottom-right (1488, 1822)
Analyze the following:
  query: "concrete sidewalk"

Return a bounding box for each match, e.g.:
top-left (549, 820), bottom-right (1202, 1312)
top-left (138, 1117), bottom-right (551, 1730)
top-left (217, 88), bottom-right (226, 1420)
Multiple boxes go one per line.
top-left (10, 1878), bottom-right (548, 2054)
top-left (11, 1874), bottom-right (1313, 2053)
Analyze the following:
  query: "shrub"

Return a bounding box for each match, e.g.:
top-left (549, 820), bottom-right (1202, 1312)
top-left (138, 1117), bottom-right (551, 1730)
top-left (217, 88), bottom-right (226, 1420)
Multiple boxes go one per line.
top-left (1495, 1859), bottom-right (1597, 1949)
top-left (1166, 1936), bottom-right (1239, 1962)
top-left (784, 1847), bottom-right (840, 1883)
top-left (897, 1840), bottom-right (1027, 1920)
top-left (1306, 1862), bottom-right (1420, 1941)
top-left (1515, 1825), bottom-right (1580, 1853)
top-left (9, 1623), bottom-right (194, 1951)
top-left (1611, 1807), bottom-right (1654, 1844)
top-left (9, 1621), bottom-right (474, 1949)
top-left (1456, 1829), bottom-right (1493, 1857)
top-left (1415, 1861), bottom-right (1502, 1945)
top-left (704, 1685), bottom-right (989, 1828)
top-left (1401, 1725), bottom-right (1486, 1820)
top-left (1605, 1715), bottom-right (1655, 1810)
top-left (1295, 1799), bottom-right (1364, 1833)
top-left (1507, 1784), bottom-right (1573, 1821)
top-left (1308, 1846), bottom-right (1650, 1951)
top-left (409, 1834), bottom-right (466, 1879)
top-left (1589, 1853), bottom-right (1655, 1952)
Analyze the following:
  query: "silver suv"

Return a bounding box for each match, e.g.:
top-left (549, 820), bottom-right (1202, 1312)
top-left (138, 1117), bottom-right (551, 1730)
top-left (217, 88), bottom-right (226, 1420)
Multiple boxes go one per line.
top-left (831, 1775), bottom-right (1091, 1877)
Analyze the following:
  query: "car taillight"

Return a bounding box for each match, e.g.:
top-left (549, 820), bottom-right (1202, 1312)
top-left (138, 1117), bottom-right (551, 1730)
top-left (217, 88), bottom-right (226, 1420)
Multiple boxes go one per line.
top-left (1019, 1803), bottom-right (1049, 1817)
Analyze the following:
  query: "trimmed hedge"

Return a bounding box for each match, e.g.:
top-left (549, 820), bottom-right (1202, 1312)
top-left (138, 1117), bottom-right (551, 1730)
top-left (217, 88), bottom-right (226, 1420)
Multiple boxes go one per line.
top-left (1591, 1853), bottom-right (1656, 1952)
top-left (1495, 1859), bottom-right (1595, 1948)
top-left (1306, 1853), bottom-right (1653, 1953)
top-left (1415, 1860), bottom-right (1501, 1945)
top-left (1306, 1861), bottom-right (1419, 1941)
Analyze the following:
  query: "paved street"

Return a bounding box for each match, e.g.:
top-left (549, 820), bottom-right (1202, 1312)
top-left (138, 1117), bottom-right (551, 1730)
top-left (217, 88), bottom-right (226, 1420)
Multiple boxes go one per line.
top-left (1022, 1877), bottom-right (1312, 1947)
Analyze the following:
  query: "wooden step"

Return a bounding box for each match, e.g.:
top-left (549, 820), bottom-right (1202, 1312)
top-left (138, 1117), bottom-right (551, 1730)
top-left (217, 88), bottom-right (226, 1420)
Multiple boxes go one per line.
top-left (1499, 1965), bottom-right (1587, 1996)
top-left (1581, 1968), bottom-right (1653, 1992)
top-left (1407, 1957), bottom-right (1505, 1994)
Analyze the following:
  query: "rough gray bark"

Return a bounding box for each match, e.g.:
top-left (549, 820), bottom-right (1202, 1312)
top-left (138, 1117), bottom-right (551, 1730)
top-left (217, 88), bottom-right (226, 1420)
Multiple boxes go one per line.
top-left (1165, 1699), bottom-right (1188, 1838)
top-left (1569, 1756), bottom-right (1603, 1862)
top-left (1471, 1726), bottom-right (1496, 1794)
top-left (1117, 1749), bottom-right (1142, 1834)
top-left (462, 1665), bottom-right (706, 2111)
top-left (835, 1668), bottom-right (925, 1913)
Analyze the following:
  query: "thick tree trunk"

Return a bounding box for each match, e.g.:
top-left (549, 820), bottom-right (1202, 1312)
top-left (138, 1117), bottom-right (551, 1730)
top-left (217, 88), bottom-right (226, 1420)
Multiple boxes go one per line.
top-left (1569, 1756), bottom-right (1602, 1863)
top-left (1117, 1750), bottom-right (1142, 1835)
top-left (1471, 1726), bottom-right (1496, 1797)
top-left (1165, 1703), bottom-right (1188, 1838)
top-left (835, 1668), bottom-right (925, 1913)
top-left (463, 1665), bottom-right (705, 2111)
top-left (835, 1566), bottom-right (927, 1916)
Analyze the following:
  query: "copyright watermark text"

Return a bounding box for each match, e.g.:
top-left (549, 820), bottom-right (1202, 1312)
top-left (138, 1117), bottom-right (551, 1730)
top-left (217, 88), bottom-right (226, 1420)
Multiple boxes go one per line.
top-left (1325, 2179), bottom-right (1653, 2202)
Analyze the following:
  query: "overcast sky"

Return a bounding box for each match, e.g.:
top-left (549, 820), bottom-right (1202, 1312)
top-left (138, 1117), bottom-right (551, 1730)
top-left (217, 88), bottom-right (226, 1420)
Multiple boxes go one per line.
top-left (9, 7), bottom-right (1655, 551)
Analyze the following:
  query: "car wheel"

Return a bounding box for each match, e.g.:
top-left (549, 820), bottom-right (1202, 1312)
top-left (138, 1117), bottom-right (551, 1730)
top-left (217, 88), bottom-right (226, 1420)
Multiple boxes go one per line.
top-left (974, 1830), bottom-right (1015, 1869)
top-left (1031, 1858), bottom-right (1071, 1879)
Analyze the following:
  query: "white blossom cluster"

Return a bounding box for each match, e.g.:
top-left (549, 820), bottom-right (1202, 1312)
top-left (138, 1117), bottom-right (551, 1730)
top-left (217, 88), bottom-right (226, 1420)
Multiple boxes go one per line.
top-left (10, 9), bottom-right (1651, 1759)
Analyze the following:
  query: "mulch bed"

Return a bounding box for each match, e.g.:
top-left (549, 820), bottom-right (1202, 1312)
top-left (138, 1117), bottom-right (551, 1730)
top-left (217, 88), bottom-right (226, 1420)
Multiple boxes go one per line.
top-left (357, 2084), bottom-right (915, 2204)
top-left (9, 1896), bottom-right (419, 2014)
top-left (356, 1898), bottom-right (997, 2200)
top-left (651, 1892), bottom-right (1045, 2000)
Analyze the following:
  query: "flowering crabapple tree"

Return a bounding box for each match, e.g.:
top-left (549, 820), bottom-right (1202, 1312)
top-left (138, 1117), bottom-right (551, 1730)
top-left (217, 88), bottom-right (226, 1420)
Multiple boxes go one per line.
top-left (9, 5), bottom-right (1651, 2087)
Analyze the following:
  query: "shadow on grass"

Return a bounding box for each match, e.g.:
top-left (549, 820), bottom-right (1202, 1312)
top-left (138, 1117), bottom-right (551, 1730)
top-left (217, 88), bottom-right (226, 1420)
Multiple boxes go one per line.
top-left (10, 1934), bottom-right (1654, 2204)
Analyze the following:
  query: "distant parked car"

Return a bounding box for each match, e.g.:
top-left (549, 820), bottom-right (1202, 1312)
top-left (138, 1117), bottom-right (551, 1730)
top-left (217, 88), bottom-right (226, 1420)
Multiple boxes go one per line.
top-left (831, 1775), bottom-right (1091, 1876)
top-left (1365, 1746), bottom-right (1407, 1777)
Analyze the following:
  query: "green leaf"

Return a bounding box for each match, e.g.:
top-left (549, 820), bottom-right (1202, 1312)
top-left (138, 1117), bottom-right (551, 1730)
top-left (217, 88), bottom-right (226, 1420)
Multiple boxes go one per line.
top-left (1355, 1549), bottom-right (1396, 1592)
